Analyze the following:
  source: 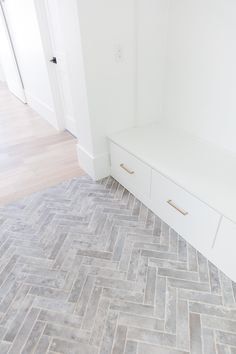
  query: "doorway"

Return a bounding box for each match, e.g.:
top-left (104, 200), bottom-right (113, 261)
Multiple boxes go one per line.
top-left (0, 0), bottom-right (80, 137)
top-left (0, 1), bottom-right (26, 103)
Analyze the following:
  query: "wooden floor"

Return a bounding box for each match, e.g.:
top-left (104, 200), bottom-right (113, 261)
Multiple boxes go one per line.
top-left (0, 83), bottom-right (85, 206)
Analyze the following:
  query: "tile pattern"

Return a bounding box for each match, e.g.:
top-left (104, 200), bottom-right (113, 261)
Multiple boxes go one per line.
top-left (0, 175), bottom-right (235, 354)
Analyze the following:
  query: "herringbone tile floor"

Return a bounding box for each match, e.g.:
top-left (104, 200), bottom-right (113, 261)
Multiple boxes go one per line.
top-left (0, 176), bottom-right (235, 354)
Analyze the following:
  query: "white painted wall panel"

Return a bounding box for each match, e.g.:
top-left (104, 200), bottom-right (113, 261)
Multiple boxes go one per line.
top-left (137, 0), bottom-right (170, 126)
top-left (137, 0), bottom-right (236, 153)
top-left (77, 0), bottom-right (136, 156)
top-left (163, 0), bottom-right (236, 153)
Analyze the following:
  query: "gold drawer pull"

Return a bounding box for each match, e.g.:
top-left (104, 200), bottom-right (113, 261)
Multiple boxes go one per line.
top-left (167, 200), bottom-right (188, 216)
top-left (120, 163), bottom-right (134, 175)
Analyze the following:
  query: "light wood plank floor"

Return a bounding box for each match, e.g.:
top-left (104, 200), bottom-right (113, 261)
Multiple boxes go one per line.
top-left (0, 83), bottom-right (85, 206)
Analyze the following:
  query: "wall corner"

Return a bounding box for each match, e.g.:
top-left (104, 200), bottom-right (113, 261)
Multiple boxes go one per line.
top-left (77, 143), bottom-right (110, 181)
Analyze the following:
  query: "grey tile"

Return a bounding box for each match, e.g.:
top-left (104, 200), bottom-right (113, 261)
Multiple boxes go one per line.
top-left (158, 268), bottom-right (199, 281)
top-left (44, 323), bottom-right (89, 343)
top-left (33, 297), bottom-right (75, 313)
top-left (138, 342), bottom-right (188, 354)
top-left (127, 248), bottom-right (140, 281)
top-left (216, 344), bottom-right (231, 354)
top-left (169, 278), bottom-right (210, 292)
top-left (201, 315), bottom-right (236, 333)
top-left (127, 327), bottom-right (176, 347)
top-left (90, 297), bottom-right (110, 347)
top-left (0, 175), bottom-right (235, 354)
top-left (176, 298), bottom-right (190, 351)
top-left (178, 289), bottom-right (222, 305)
top-left (112, 325), bottom-right (127, 354)
top-left (68, 265), bottom-right (89, 303)
top-left (50, 338), bottom-right (97, 354)
top-left (110, 300), bottom-right (154, 317)
top-left (119, 312), bottom-right (164, 331)
top-left (189, 302), bottom-right (236, 320)
top-left (77, 250), bottom-right (112, 260)
top-left (202, 327), bottom-right (216, 354)
top-left (197, 253), bottom-right (209, 283)
top-left (125, 340), bottom-right (137, 354)
top-left (4, 295), bottom-right (35, 342)
top-left (21, 320), bottom-right (45, 354)
top-left (29, 286), bottom-right (69, 300)
top-left (187, 245), bottom-right (198, 272)
top-left (0, 342), bottom-right (11, 354)
top-left (190, 313), bottom-right (203, 354)
top-left (38, 309), bottom-right (82, 328)
top-left (165, 285), bottom-right (177, 334)
top-left (155, 275), bottom-right (167, 319)
top-left (95, 277), bottom-right (134, 291)
top-left (209, 262), bottom-right (221, 294)
top-left (144, 266), bottom-right (156, 306)
top-left (82, 285), bottom-right (102, 330)
top-left (102, 287), bottom-right (143, 303)
top-left (34, 335), bottom-right (51, 354)
top-left (7, 307), bottom-right (40, 354)
top-left (75, 275), bottom-right (95, 316)
top-left (220, 272), bottom-right (235, 308)
top-left (216, 331), bottom-right (236, 346)
top-left (99, 310), bottom-right (118, 354)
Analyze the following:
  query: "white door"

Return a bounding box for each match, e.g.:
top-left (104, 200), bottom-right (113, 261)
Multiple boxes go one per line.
top-left (0, 2), bottom-right (26, 102)
top-left (1, 0), bottom-right (60, 128)
top-left (44, 0), bottom-right (79, 137)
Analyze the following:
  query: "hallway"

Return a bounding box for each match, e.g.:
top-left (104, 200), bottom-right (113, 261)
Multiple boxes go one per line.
top-left (0, 83), bottom-right (84, 206)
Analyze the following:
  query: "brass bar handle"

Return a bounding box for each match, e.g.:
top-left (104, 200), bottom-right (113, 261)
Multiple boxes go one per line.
top-left (167, 200), bottom-right (188, 216)
top-left (120, 163), bottom-right (134, 175)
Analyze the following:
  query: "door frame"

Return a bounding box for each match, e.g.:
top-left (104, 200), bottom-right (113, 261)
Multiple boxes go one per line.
top-left (33, 0), bottom-right (66, 132)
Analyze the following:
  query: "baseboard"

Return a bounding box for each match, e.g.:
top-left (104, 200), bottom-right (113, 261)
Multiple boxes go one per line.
top-left (77, 144), bottom-right (110, 181)
top-left (25, 91), bottom-right (59, 129)
top-left (65, 114), bottom-right (78, 137)
top-left (7, 82), bottom-right (26, 103)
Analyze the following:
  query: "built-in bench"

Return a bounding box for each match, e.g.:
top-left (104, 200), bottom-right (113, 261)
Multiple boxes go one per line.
top-left (109, 123), bottom-right (236, 282)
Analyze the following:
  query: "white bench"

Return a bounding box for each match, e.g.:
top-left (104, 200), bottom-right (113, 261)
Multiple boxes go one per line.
top-left (109, 123), bottom-right (236, 282)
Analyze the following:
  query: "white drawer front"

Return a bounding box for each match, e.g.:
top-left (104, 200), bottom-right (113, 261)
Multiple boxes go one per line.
top-left (211, 218), bottom-right (236, 282)
top-left (110, 142), bottom-right (151, 199)
top-left (151, 170), bottom-right (221, 255)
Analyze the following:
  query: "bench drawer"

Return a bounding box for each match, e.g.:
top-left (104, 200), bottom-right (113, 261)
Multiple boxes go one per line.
top-left (151, 170), bottom-right (221, 255)
top-left (110, 142), bottom-right (151, 199)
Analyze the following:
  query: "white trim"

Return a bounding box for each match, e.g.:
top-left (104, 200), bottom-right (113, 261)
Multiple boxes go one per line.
top-left (77, 144), bottom-right (110, 181)
top-left (64, 114), bottom-right (78, 137)
top-left (33, 0), bottom-right (65, 132)
top-left (25, 91), bottom-right (58, 129)
top-left (6, 81), bottom-right (26, 103)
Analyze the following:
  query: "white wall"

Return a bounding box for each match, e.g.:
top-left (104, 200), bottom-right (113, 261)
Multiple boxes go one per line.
top-left (163, 0), bottom-right (236, 153)
top-left (3, 0), bottom-right (57, 127)
top-left (76, 0), bottom-right (136, 178)
top-left (137, 0), bottom-right (170, 126)
top-left (136, 0), bottom-right (236, 154)
top-left (56, 0), bottom-right (95, 175)
top-left (71, 0), bottom-right (236, 179)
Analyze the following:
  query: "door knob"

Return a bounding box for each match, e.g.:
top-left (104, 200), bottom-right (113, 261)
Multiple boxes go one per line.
top-left (50, 57), bottom-right (57, 64)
